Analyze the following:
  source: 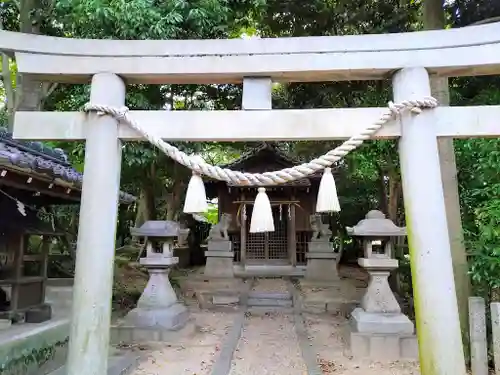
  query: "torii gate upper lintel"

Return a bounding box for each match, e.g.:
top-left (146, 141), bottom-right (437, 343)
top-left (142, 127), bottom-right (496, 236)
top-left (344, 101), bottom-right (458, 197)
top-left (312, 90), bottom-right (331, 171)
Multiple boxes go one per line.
top-left (3, 23), bottom-right (500, 375)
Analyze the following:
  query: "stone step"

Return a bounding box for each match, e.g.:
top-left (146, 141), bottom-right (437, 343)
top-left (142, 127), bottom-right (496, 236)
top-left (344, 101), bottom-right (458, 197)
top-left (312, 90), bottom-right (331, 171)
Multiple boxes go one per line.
top-left (247, 298), bottom-right (293, 307)
top-left (48, 352), bottom-right (141, 375)
top-left (246, 306), bottom-right (295, 315)
top-left (248, 292), bottom-right (292, 300)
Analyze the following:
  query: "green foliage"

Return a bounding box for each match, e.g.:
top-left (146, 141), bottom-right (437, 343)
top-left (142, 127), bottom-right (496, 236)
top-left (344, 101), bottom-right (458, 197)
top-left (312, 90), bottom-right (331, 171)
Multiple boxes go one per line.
top-left (203, 204), bottom-right (219, 224)
top-left (0, 338), bottom-right (69, 375)
top-left (468, 198), bottom-right (500, 295)
top-left (451, 83), bottom-right (500, 297)
top-left (2, 0), bottom-right (500, 301)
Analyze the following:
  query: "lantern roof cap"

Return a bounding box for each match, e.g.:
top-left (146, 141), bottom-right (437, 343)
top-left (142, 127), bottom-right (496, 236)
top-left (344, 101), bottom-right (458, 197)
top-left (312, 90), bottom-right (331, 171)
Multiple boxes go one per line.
top-left (130, 220), bottom-right (180, 238)
top-left (346, 210), bottom-right (406, 237)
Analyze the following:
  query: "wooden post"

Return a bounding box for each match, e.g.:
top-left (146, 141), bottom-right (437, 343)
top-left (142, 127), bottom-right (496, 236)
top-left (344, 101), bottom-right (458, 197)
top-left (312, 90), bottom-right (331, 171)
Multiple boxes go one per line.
top-left (288, 202), bottom-right (296, 266)
top-left (264, 232), bottom-right (270, 260)
top-left (40, 236), bottom-right (50, 304)
top-left (393, 67), bottom-right (466, 375)
top-left (240, 192), bottom-right (246, 266)
top-left (469, 297), bottom-right (488, 375)
top-left (10, 234), bottom-right (25, 312)
top-left (66, 73), bottom-right (125, 375)
top-left (491, 302), bottom-right (500, 374)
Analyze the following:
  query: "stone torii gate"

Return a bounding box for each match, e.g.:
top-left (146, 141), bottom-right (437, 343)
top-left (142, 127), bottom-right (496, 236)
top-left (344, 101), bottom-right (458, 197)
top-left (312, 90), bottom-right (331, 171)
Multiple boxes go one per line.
top-left (2, 22), bottom-right (500, 375)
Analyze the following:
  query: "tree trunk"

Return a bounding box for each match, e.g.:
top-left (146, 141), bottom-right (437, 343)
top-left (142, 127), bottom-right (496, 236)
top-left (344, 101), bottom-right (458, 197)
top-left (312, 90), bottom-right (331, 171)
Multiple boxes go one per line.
top-left (378, 166), bottom-right (389, 212)
top-left (3, 0), bottom-right (57, 132)
top-left (165, 179), bottom-right (185, 221)
top-left (134, 183), bottom-right (157, 229)
top-left (387, 173), bottom-right (401, 223)
top-left (423, 0), bottom-right (471, 357)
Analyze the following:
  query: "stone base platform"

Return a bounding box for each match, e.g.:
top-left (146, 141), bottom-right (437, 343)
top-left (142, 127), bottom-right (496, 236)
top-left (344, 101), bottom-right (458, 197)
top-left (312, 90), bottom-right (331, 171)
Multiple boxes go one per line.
top-left (178, 275), bottom-right (251, 310)
top-left (348, 331), bottom-right (418, 360)
top-left (350, 308), bottom-right (414, 334)
top-left (347, 308), bottom-right (417, 360)
top-left (111, 319), bottom-right (197, 344)
top-left (298, 279), bottom-right (365, 316)
top-left (124, 303), bottom-right (189, 331)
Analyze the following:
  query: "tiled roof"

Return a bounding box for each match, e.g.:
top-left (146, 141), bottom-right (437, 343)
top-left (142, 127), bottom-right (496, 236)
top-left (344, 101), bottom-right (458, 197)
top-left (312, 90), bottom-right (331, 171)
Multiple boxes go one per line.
top-left (213, 142), bottom-right (326, 186)
top-left (219, 142), bottom-right (299, 170)
top-left (0, 128), bottom-right (135, 203)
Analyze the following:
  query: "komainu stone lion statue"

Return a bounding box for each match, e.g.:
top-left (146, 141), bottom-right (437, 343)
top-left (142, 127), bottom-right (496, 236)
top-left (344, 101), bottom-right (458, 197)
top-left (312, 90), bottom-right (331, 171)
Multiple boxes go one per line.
top-left (207, 213), bottom-right (232, 241)
top-left (310, 214), bottom-right (332, 241)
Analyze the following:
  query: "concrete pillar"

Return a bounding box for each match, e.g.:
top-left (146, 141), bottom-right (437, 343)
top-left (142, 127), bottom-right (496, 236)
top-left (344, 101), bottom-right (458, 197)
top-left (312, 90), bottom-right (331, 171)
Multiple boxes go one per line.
top-left (490, 302), bottom-right (500, 375)
top-left (469, 297), bottom-right (488, 375)
top-left (393, 67), bottom-right (466, 375)
top-left (66, 73), bottom-right (125, 375)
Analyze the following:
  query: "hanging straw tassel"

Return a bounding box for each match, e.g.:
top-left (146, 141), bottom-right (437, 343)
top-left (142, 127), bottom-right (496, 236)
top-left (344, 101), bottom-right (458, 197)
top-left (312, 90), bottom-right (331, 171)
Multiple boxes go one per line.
top-left (316, 167), bottom-right (341, 213)
top-left (250, 187), bottom-right (275, 233)
top-left (183, 170), bottom-right (208, 214)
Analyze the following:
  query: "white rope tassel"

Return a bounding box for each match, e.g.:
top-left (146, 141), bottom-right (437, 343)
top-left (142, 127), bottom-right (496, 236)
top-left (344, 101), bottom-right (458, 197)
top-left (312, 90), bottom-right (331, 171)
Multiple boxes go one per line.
top-left (250, 188), bottom-right (275, 233)
top-left (316, 167), bottom-right (340, 213)
top-left (183, 171), bottom-right (208, 214)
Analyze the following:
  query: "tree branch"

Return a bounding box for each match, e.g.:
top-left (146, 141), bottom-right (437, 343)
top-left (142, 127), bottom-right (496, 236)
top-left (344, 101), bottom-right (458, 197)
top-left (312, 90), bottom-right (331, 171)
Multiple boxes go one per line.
top-left (0, 18), bottom-right (16, 129)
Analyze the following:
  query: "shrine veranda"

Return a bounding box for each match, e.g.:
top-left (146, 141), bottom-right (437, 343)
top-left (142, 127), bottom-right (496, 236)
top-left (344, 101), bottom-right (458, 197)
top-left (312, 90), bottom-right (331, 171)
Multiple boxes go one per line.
top-left (2, 22), bottom-right (500, 375)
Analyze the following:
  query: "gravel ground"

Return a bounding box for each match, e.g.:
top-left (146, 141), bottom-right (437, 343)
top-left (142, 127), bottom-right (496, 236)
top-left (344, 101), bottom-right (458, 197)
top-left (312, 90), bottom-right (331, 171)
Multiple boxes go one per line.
top-left (131, 311), bottom-right (235, 375)
top-left (304, 313), bottom-right (420, 375)
top-left (229, 312), bottom-right (306, 375)
top-left (251, 278), bottom-right (289, 293)
top-left (129, 274), bottom-right (423, 375)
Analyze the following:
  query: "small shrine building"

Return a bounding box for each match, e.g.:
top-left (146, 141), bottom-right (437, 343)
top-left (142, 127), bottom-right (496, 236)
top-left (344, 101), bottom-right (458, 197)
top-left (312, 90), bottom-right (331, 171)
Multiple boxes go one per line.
top-left (0, 128), bottom-right (135, 322)
top-left (204, 142), bottom-right (337, 269)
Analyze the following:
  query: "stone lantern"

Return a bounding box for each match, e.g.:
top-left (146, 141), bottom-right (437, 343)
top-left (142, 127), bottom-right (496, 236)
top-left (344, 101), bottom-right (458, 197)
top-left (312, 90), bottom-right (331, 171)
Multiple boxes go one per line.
top-left (346, 210), bottom-right (416, 360)
top-left (124, 220), bottom-right (189, 331)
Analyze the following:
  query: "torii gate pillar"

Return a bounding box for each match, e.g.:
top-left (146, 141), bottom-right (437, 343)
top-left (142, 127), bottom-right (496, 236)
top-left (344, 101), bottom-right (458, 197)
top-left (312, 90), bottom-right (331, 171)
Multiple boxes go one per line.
top-left (66, 73), bottom-right (125, 375)
top-left (393, 67), bottom-right (466, 375)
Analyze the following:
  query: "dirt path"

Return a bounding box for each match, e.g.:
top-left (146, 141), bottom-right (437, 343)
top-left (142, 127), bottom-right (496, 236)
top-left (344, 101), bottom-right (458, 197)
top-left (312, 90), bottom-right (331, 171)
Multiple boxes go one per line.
top-left (229, 312), bottom-right (306, 375)
top-left (128, 277), bottom-right (421, 375)
top-left (131, 311), bottom-right (234, 375)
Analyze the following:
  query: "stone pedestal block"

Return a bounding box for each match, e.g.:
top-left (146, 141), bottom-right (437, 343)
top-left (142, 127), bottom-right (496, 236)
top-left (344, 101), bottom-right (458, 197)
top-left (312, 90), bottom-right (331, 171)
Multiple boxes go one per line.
top-left (204, 240), bottom-right (234, 278)
top-left (350, 307), bottom-right (414, 334)
top-left (305, 241), bottom-right (340, 281)
top-left (124, 267), bottom-right (188, 330)
top-left (358, 257), bottom-right (400, 313)
top-left (124, 303), bottom-right (189, 331)
top-left (349, 331), bottom-right (419, 360)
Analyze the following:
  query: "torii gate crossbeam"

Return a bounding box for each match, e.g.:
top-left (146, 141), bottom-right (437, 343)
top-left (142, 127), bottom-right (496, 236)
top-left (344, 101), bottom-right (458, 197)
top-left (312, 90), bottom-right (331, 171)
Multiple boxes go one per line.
top-left (3, 23), bottom-right (500, 375)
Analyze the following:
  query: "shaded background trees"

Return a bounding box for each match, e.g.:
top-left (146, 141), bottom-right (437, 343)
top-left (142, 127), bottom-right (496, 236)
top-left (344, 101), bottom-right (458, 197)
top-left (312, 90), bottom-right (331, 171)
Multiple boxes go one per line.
top-left (1, 0), bottom-right (500, 309)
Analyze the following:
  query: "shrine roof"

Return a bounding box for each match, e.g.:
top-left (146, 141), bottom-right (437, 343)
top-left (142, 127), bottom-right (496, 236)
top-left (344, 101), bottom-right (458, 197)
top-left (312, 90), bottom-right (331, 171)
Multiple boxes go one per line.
top-left (0, 128), bottom-right (135, 203)
top-left (206, 142), bottom-right (342, 188)
top-left (203, 142), bottom-right (313, 187)
top-left (219, 142), bottom-right (300, 170)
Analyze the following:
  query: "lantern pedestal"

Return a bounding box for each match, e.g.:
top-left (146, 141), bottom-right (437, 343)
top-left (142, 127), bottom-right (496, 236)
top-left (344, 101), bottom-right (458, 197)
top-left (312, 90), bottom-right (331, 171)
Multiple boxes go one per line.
top-left (349, 256), bottom-right (416, 360)
top-left (112, 220), bottom-right (194, 343)
top-left (358, 257), bottom-right (405, 315)
top-left (345, 211), bottom-right (417, 360)
top-left (124, 256), bottom-right (188, 330)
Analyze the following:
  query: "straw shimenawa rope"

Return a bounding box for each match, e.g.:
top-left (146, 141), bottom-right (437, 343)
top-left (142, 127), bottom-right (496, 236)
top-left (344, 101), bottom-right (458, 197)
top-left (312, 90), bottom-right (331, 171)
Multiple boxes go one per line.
top-left (83, 97), bottom-right (438, 185)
